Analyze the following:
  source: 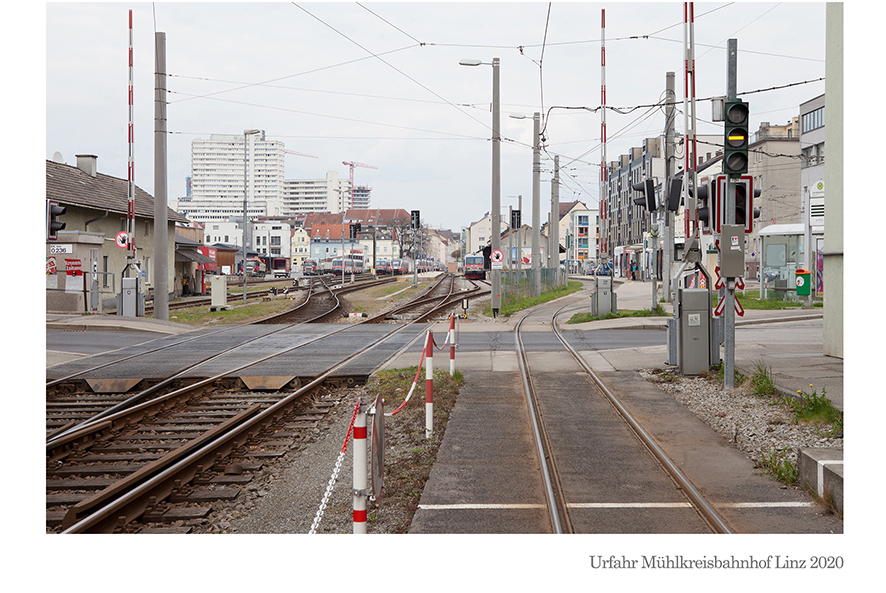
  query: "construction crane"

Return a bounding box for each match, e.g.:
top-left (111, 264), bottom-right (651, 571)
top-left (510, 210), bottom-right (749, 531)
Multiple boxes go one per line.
top-left (342, 160), bottom-right (377, 210)
top-left (285, 149), bottom-right (318, 159)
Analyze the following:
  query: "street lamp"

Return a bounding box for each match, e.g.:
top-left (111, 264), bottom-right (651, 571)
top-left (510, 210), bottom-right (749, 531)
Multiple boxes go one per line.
top-left (243, 129), bottom-right (262, 302)
top-left (333, 187), bottom-right (351, 286)
top-left (460, 57), bottom-right (501, 314)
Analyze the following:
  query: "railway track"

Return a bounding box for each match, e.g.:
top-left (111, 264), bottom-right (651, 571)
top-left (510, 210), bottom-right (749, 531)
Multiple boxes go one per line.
top-left (514, 301), bottom-right (734, 534)
top-left (45, 274), bottom-right (467, 534)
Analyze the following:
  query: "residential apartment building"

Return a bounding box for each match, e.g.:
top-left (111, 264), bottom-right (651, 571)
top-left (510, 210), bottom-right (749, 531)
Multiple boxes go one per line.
top-left (283, 171), bottom-right (356, 215)
top-left (563, 204), bottom-right (599, 272)
top-left (465, 212), bottom-right (507, 256)
top-left (181, 131), bottom-right (286, 223)
top-left (201, 220), bottom-right (291, 259)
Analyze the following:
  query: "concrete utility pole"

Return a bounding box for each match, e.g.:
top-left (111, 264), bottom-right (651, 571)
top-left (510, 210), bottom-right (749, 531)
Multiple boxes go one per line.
top-left (153, 32), bottom-right (169, 320)
top-left (550, 156), bottom-right (560, 280)
top-left (531, 113), bottom-right (541, 297)
top-left (657, 71), bottom-right (677, 310)
top-left (664, 71), bottom-right (676, 305)
top-left (491, 57), bottom-right (502, 314)
top-left (724, 39), bottom-right (738, 389)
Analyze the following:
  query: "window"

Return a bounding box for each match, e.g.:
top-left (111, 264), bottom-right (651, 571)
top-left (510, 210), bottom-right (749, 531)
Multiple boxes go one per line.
top-left (802, 106), bottom-right (825, 133)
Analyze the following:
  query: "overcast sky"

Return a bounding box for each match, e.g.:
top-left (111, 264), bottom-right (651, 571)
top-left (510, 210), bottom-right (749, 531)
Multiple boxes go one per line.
top-left (43, 2), bottom-right (832, 233)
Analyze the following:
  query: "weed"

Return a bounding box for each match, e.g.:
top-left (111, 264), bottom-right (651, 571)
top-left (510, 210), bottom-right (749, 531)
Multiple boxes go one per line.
top-left (758, 448), bottom-right (798, 484)
top-left (792, 385), bottom-right (843, 435)
top-left (749, 362), bottom-right (778, 396)
top-left (708, 362), bottom-right (745, 386)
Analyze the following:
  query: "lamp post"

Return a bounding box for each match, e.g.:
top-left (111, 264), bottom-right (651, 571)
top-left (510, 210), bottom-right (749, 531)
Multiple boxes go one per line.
top-left (460, 57), bottom-right (501, 314)
top-left (333, 187), bottom-right (351, 286)
top-left (242, 129), bottom-right (262, 302)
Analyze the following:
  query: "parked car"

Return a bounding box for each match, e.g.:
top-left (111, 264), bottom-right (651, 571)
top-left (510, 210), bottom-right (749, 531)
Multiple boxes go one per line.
top-left (594, 263), bottom-right (612, 276)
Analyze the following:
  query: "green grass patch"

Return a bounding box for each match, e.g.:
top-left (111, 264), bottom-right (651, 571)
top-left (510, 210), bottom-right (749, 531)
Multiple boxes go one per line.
top-left (712, 291), bottom-right (805, 310)
top-left (158, 299), bottom-right (294, 325)
top-left (567, 304), bottom-right (668, 324)
top-left (486, 281), bottom-right (584, 318)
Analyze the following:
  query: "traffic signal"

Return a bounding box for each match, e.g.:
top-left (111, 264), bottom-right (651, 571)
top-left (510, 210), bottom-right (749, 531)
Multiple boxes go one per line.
top-left (724, 99), bottom-right (749, 177)
top-left (692, 178), bottom-right (715, 234)
top-left (511, 209), bottom-right (521, 229)
top-left (631, 178), bottom-right (655, 211)
top-left (411, 210), bottom-right (420, 229)
top-left (349, 222), bottom-right (361, 239)
top-left (47, 200), bottom-right (66, 240)
top-left (666, 178), bottom-right (683, 212)
top-left (733, 177), bottom-right (761, 233)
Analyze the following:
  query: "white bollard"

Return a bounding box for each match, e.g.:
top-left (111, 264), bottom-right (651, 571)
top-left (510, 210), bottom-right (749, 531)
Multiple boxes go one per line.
top-left (426, 331), bottom-right (433, 439)
top-left (448, 315), bottom-right (456, 376)
top-left (353, 401), bottom-right (367, 534)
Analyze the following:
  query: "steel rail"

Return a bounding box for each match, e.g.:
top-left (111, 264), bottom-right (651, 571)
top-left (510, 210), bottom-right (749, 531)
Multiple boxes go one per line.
top-left (548, 303), bottom-right (735, 535)
top-left (60, 310), bottom-right (436, 533)
top-left (513, 309), bottom-right (570, 534)
top-left (47, 277), bottom-right (321, 389)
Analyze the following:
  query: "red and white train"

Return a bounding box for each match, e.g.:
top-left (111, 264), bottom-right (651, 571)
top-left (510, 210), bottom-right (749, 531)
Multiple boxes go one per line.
top-left (463, 254), bottom-right (485, 280)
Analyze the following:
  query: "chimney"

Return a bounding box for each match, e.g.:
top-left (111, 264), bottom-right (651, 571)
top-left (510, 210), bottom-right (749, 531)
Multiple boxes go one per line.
top-left (75, 154), bottom-right (98, 177)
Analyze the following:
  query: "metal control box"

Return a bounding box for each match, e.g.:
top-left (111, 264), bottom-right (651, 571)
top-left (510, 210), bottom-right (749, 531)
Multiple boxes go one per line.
top-left (677, 288), bottom-right (711, 375)
top-left (720, 224), bottom-right (745, 278)
top-left (117, 276), bottom-right (144, 317)
top-left (211, 275), bottom-right (231, 311)
top-left (593, 275), bottom-right (615, 316)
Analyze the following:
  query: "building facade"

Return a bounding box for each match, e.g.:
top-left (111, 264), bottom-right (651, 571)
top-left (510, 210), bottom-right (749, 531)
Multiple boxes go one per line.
top-left (283, 171), bottom-right (354, 215)
top-left (182, 131), bottom-right (286, 223)
top-left (45, 155), bottom-right (189, 312)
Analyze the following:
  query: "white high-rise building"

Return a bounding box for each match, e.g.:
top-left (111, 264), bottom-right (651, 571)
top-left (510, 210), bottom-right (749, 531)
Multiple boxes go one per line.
top-left (283, 171), bottom-right (354, 215)
top-left (179, 131), bottom-right (285, 223)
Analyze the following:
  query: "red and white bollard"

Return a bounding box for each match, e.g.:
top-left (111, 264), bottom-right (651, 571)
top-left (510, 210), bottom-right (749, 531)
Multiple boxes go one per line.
top-left (353, 400), bottom-right (368, 534)
top-left (448, 315), bottom-right (456, 376)
top-left (425, 330), bottom-right (434, 439)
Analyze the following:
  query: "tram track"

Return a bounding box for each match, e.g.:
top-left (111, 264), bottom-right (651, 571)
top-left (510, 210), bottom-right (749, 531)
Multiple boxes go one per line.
top-left (514, 301), bottom-right (735, 534)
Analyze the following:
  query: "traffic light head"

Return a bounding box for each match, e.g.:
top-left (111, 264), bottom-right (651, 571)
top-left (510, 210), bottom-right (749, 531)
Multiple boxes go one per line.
top-left (631, 178), bottom-right (655, 211)
top-left (733, 177), bottom-right (761, 233)
top-left (511, 209), bottom-right (521, 229)
top-left (47, 200), bottom-right (66, 240)
top-left (724, 100), bottom-right (749, 177)
top-left (692, 179), bottom-right (715, 233)
top-left (411, 210), bottom-right (420, 229)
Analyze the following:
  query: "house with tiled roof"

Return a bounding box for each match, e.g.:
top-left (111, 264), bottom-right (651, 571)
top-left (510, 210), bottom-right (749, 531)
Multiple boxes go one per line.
top-left (46, 155), bottom-right (190, 312)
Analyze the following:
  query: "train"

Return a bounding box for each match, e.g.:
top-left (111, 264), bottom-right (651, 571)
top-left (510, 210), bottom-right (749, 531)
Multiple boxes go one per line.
top-left (375, 259), bottom-right (391, 275)
top-left (390, 258), bottom-right (412, 275)
top-left (302, 259), bottom-right (320, 275)
top-left (464, 254), bottom-right (485, 280)
top-left (332, 255), bottom-right (365, 275)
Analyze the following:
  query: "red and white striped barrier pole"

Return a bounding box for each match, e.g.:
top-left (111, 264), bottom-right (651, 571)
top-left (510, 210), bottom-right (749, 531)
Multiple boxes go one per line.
top-left (425, 330), bottom-right (434, 439)
top-left (448, 315), bottom-right (456, 376)
top-left (353, 399), bottom-right (368, 534)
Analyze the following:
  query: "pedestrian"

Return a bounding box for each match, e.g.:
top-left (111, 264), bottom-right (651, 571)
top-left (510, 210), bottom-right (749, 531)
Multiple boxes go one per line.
top-left (631, 262), bottom-right (636, 280)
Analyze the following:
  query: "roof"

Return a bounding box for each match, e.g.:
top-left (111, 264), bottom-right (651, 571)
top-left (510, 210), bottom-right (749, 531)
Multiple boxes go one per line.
top-left (46, 160), bottom-right (189, 224)
top-left (758, 224), bottom-right (824, 236)
top-left (175, 249), bottom-right (216, 264)
top-left (345, 208), bottom-right (411, 226)
top-left (559, 200), bottom-right (588, 219)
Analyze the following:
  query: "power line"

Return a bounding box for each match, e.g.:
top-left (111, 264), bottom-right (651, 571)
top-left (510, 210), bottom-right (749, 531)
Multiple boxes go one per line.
top-left (291, 2), bottom-right (493, 135)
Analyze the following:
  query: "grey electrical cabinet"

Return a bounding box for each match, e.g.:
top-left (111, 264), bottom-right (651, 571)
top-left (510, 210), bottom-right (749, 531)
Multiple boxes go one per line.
top-left (593, 275), bottom-right (615, 316)
top-left (677, 288), bottom-right (711, 375)
top-left (117, 276), bottom-right (144, 317)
